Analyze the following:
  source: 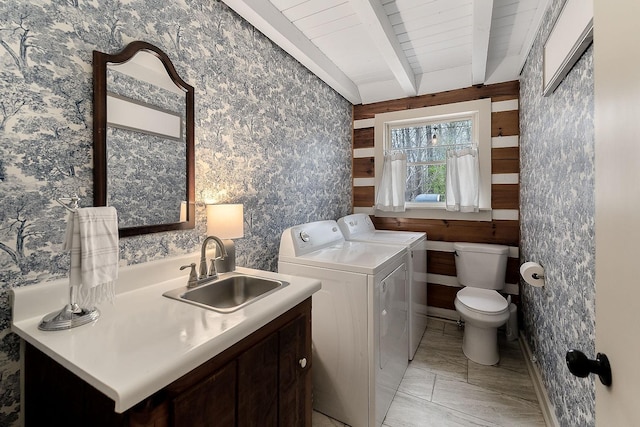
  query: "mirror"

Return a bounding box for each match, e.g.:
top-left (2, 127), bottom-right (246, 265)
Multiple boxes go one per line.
top-left (93, 41), bottom-right (195, 237)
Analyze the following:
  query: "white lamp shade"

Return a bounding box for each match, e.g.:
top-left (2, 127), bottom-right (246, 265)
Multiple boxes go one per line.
top-left (206, 204), bottom-right (244, 239)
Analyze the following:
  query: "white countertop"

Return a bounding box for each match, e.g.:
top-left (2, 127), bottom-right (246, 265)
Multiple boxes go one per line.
top-left (11, 253), bottom-right (321, 413)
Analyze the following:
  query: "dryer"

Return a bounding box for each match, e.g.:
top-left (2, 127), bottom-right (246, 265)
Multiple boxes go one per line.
top-left (278, 220), bottom-right (408, 427)
top-left (338, 213), bottom-right (428, 360)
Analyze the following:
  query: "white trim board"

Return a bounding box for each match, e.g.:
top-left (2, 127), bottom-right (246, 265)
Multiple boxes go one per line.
top-left (353, 173), bottom-right (519, 186)
top-left (351, 206), bottom-right (521, 224)
top-left (520, 337), bottom-right (561, 427)
top-left (353, 178), bottom-right (374, 186)
top-left (425, 241), bottom-right (519, 259)
top-left (492, 135), bottom-right (519, 148)
top-left (491, 99), bottom-right (519, 112)
top-left (354, 147), bottom-right (375, 158)
top-left (427, 273), bottom-right (519, 295)
top-left (354, 118), bottom-right (375, 129)
top-left (492, 174), bottom-right (519, 184)
top-left (492, 209), bottom-right (519, 221)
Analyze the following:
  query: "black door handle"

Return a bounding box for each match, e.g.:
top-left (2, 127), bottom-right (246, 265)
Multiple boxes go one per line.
top-left (566, 349), bottom-right (612, 386)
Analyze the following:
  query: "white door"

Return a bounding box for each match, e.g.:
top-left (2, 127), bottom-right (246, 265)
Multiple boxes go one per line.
top-left (593, 0), bottom-right (640, 424)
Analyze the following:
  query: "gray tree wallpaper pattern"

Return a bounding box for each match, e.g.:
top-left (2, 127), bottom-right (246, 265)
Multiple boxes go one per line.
top-left (0, 0), bottom-right (352, 424)
top-left (520, 0), bottom-right (595, 425)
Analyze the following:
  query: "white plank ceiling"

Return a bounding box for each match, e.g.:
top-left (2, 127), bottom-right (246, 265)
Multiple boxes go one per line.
top-left (222, 0), bottom-right (550, 105)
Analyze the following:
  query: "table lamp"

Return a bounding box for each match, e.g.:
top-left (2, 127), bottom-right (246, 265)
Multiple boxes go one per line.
top-left (206, 204), bottom-right (244, 273)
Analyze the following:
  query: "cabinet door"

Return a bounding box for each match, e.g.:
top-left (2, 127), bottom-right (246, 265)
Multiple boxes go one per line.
top-left (279, 312), bottom-right (312, 427)
top-left (171, 360), bottom-right (236, 427)
top-left (237, 332), bottom-right (279, 426)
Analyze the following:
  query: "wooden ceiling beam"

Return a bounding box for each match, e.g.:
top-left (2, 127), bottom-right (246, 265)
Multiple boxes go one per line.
top-left (223, 0), bottom-right (362, 104)
top-left (348, 0), bottom-right (417, 98)
top-left (472, 0), bottom-right (494, 85)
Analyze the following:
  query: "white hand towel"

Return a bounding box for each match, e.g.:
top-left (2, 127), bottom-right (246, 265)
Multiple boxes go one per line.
top-left (64, 207), bottom-right (119, 308)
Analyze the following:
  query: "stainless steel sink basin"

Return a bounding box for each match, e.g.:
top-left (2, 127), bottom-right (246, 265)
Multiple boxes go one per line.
top-left (163, 273), bottom-right (288, 313)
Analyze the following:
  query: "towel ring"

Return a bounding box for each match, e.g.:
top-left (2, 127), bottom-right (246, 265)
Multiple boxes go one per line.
top-left (56, 195), bottom-right (80, 212)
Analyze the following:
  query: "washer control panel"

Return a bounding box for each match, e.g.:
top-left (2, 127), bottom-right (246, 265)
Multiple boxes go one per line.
top-left (282, 221), bottom-right (344, 256)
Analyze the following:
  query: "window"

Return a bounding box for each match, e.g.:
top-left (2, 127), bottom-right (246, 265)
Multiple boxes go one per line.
top-left (390, 118), bottom-right (472, 204)
top-left (374, 99), bottom-right (492, 220)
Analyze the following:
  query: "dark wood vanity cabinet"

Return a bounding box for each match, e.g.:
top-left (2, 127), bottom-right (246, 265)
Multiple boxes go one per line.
top-left (277, 308), bottom-right (311, 426)
top-left (24, 298), bottom-right (312, 427)
top-left (171, 360), bottom-right (237, 426)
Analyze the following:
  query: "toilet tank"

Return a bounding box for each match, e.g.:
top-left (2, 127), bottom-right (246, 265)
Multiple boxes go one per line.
top-left (453, 242), bottom-right (509, 289)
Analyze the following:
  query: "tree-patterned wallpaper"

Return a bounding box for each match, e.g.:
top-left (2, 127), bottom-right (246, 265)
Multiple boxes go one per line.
top-left (0, 1), bottom-right (352, 424)
top-left (520, 0), bottom-right (595, 425)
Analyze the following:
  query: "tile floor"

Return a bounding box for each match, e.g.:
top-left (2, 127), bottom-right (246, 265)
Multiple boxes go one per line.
top-left (313, 317), bottom-right (546, 427)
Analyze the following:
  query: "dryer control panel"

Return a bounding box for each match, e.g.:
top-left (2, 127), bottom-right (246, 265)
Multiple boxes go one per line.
top-left (337, 213), bottom-right (375, 239)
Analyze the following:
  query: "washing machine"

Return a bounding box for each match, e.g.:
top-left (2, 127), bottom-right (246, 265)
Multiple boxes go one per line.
top-left (278, 220), bottom-right (408, 427)
top-left (338, 213), bottom-right (427, 360)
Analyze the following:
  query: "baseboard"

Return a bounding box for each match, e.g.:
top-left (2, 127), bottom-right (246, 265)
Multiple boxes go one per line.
top-left (427, 306), bottom-right (459, 321)
top-left (519, 336), bottom-right (560, 427)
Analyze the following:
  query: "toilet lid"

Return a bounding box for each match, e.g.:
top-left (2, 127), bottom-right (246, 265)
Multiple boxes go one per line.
top-left (457, 287), bottom-right (508, 314)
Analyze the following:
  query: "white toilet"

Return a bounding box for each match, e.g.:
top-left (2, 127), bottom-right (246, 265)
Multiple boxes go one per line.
top-left (453, 242), bottom-right (510, 365)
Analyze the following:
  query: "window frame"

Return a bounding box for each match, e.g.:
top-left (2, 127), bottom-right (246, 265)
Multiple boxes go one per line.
top-left (374, 98), bottom-right (493, 221)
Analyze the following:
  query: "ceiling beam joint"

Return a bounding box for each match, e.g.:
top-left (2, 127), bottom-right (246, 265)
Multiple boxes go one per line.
top-left (472, 0), bottom-right (494, 85)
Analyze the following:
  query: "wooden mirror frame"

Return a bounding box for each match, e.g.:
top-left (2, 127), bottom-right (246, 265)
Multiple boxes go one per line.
top-left (93, 41), bottom-right (195, 238)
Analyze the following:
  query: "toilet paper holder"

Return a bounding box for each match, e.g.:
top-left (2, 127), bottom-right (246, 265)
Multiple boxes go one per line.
top-left (520, 262), bottom-right (546, 287)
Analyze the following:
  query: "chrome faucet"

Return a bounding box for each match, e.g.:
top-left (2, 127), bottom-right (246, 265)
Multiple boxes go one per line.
top-left (200, 235), bottom-right (228, 280)
top-left (179, 236), bottom-right (228, 288)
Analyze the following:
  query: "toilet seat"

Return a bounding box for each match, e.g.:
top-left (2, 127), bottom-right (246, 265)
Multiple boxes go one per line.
top-left (456, 287), bottom-right (508, 315)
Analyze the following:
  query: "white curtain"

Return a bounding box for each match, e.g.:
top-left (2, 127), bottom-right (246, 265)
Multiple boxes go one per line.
top-left (375, 151), bottom-right (407, 212)
top-left (445, 147), bottom-right (479, 212)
